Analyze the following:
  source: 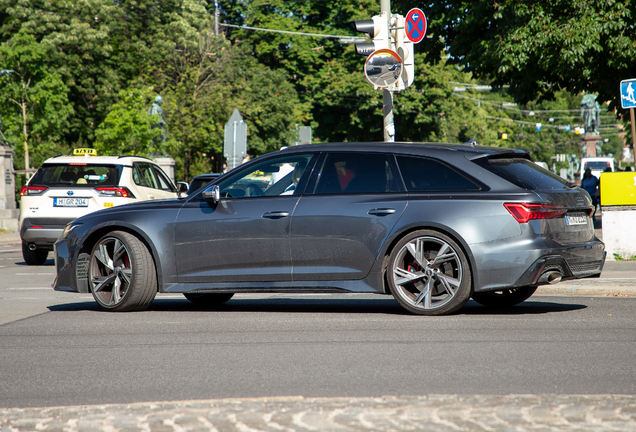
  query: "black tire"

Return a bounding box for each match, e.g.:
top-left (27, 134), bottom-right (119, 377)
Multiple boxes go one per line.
top-left (22, 243), bottom-right (49, 265)
top-left (183, 292), bottom-right (234, 306)
top-left (471, 286), bottom-right (537, 308)
top-left (88, 231), bottom-right (157, 312)
top-left (387, 230), bottom-right (472, 316)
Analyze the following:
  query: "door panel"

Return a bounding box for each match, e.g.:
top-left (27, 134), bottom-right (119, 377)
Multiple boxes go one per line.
top-left (290, 194), bottom-right (407, 280)
top-left (175, 197), bottom-right (299, 282)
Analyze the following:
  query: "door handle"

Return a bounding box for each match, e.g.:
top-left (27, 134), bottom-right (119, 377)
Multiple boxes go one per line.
top-left (262, 211), bottom-right (290, 219)
top-left (368, 208), bottom-right (396, 216)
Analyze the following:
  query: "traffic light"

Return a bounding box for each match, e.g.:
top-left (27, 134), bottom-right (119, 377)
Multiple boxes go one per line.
top-left (353, 14), bottom-right (389, 56)
top-left (393, 14), bottom-right (414, 90)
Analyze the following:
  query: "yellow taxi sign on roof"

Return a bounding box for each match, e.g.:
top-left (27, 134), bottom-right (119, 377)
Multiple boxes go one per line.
top-left (73, 148), bottom-right (97, 156)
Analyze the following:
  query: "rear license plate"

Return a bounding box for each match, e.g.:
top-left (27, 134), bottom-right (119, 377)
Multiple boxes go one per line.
top-left (54, 198), bottom-right (88, 207)
top-left (565, 212), bottom-right (587, 226)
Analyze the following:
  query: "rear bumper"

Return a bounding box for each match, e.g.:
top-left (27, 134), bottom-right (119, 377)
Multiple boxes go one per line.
top-left (512, 250), bottom-right (606, 288)
top-left (472, 238), bottom-right (606, 293)
top-left (20, 217), bottom-right (73, 248)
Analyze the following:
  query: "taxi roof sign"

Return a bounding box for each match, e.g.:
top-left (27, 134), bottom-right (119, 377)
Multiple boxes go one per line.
top-left (73, 148), bottom-right (97, 156)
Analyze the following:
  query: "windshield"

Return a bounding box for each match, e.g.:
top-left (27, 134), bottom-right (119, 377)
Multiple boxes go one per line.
top-left (29, 164), bottom-right (121, 187)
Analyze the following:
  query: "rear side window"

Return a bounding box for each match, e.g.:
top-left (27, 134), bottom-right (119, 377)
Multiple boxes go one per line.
top-left (482, 157), bottom-right (569, 190)
top-left (29, 164), bottom-right (120, 187)
top-left (314, 153), bottom-right (400, 194)
top-left (396, 155), bottom-right (482, 192)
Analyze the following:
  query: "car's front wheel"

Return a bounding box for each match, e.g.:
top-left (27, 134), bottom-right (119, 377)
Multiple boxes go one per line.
top-left (183, 292), bottom-right (234, 306)
top-left (471, 286), bottom-right (537, 308)
top-left (89, 231), bottom-right (157, 312)
top-left (22, 243), bottom-right (49, 265)
top-left (388, 230), bottom-right (472, 316)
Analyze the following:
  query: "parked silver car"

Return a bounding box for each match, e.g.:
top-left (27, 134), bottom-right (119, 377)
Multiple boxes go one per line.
top-left (53, 142), bottom-right (605, 315)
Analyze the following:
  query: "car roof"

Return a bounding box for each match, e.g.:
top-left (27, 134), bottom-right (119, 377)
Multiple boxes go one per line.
top-left (42, 155), bottom-right (153, 164)
top-left (278, 142), bottom-right (530, 160)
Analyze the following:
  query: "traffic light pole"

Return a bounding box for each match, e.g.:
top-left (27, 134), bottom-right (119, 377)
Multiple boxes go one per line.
top-left (381, 0), bottom-right (394, 142)
top-left (383, 89), bottom-right (395, 142)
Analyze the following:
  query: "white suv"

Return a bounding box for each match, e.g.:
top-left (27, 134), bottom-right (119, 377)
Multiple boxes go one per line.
top-left (20, 150), bottom-right (185, 265)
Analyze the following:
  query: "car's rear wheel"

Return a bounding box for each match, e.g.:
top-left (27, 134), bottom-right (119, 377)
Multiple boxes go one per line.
top-left (22, 243), bottom-right (49, 265)
top-left (471, 286), bottom-right (537, 308)
top-left (183, 292), bottom-right (234, 306)
top-left (89, 231), bottom-right (157, 312)
top-left (388, 230), bottom-right (471, 316)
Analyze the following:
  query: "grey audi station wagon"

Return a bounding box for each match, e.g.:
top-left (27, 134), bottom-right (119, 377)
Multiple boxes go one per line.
top-left (53, 142), bottom-right (605, 315)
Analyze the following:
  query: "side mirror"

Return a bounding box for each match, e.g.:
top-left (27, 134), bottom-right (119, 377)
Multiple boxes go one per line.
top-left (176, 182), bottom-right (189, 196)
top-left (202, 184), bottom-right (221, 205)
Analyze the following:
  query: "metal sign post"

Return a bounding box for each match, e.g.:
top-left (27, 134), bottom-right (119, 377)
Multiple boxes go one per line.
top-left (223, 109), bottom-right (247, 171)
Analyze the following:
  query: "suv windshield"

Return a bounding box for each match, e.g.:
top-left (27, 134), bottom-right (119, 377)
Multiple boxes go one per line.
top-left (478, 157), bottom-right (570, 190)
top-left (29, 164), bottom-right (121, 187)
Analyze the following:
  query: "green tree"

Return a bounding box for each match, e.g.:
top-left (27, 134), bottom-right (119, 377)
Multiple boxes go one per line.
top-left (0, 32), bottom-right (73, 172)
top-left (425, 0), bottom-right (635, 109)
top-left (94, 86), bottom-right (164, 156)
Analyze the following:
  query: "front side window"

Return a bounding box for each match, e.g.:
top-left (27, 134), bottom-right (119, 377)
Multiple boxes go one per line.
top-left (215, 153), bottom-right (315, 198)
top-left (152, 166), bottom-right (176, 192)
top-left (133, 163), bottom-right (159, 189)
top-left (29, 164), bottom-right (120, 187)
top-left (396, 155), bottom-right (482, 192)
top-left (314, 153), bottom-right (398, 195)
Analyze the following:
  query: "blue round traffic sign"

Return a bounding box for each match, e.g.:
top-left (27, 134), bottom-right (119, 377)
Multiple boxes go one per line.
top-left (405, 8), bottom-right (427, 44)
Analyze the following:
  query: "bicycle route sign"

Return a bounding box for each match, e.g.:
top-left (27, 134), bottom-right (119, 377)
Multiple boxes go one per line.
top-left (405, 8), bottom-right (427, 44)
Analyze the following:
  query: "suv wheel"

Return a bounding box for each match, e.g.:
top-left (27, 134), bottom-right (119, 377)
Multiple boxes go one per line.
top-left (22, 243), bottom-right (49, 265)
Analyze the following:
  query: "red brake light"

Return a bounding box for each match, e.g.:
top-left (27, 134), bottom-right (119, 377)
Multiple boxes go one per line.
top-left (504, 203), bottom-right (567, 223)
top-left (20, 186), bottom-right (48, 196)
top-left (94, 186), bottom-right (136, 198)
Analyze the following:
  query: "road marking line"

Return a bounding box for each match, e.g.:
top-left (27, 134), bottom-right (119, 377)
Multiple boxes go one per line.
top-left (7, 287), bottom-right (52, 290)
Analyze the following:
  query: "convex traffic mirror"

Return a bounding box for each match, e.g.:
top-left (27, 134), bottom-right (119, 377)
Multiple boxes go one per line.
top-left (364, 49), bottom-right (403, 89)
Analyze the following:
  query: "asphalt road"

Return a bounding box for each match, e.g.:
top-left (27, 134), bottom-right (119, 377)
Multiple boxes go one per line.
top-left (2, 233), bottom-right (636, 431)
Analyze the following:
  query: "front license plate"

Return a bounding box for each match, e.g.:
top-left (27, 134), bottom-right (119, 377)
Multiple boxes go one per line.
top-left (565, 212), bottom-right (587, 226)
top-left (54, 198), bottom-right (88, 207)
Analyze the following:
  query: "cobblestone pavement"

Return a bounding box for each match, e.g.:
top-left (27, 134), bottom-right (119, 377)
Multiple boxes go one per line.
top-left (2, 395), bottom-right (636, 431)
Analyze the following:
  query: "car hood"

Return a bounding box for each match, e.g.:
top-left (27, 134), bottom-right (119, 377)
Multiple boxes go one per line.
top-left (73, 197), bottom-right (185, 223)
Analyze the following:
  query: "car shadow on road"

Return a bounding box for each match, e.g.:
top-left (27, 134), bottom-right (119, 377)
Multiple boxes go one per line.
top-left (48, 298), bottom-right (587, 316)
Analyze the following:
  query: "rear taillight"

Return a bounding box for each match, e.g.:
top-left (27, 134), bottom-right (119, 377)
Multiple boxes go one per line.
top-left (94, 186), bottom-right (136, 198)
top-left (504, 203), bottom-right (567, 223)
top-left (20, 186), bottom-right (48, 196)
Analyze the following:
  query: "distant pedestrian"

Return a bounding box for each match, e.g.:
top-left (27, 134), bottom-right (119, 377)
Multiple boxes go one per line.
top-left (581, 168), bottom-right (599, 216)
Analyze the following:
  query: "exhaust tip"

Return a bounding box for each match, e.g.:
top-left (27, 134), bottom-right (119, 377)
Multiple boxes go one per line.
top-left (538, 270), bottom-right (562, 285)
top-left (28, 243), bottom-right (37, 251)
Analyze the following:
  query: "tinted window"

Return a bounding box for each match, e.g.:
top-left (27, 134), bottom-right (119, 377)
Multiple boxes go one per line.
top-left (29, 164), bottom-right (120, 187)
top-left (314, 153), bottom-right (399, 195)
top-left (482, 157), bottom-right (570, 190)
top-left (396, 155), bottom-right (482, 192)
top-left (216, 154), bottom-right (314, 198)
